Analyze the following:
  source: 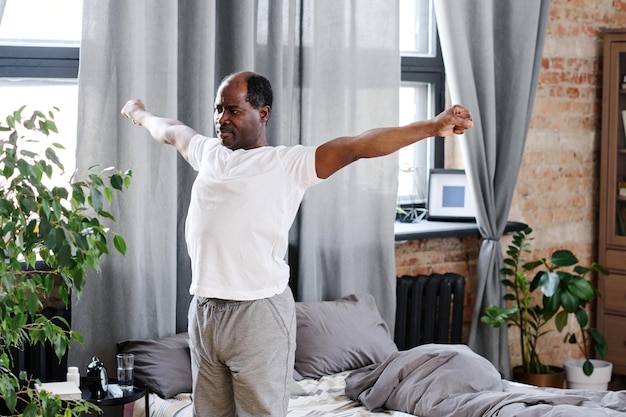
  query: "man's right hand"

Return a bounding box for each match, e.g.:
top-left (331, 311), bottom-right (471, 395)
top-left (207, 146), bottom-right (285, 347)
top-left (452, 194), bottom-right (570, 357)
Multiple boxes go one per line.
top-left (120, 99), bottom-right (197, 160)
top-left (121, 99), bottom-right (147, 126)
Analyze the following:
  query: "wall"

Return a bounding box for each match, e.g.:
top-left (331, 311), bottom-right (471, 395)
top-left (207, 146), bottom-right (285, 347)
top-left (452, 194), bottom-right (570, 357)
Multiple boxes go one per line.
top-left (395, 0), bottom-right (626, 368)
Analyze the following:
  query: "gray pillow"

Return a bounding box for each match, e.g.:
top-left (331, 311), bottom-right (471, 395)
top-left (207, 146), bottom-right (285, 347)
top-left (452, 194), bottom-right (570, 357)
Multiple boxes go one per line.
top-left (117, 332), bottom-right (191, 399)
top-left (294, 294), bottom-right (398, 379)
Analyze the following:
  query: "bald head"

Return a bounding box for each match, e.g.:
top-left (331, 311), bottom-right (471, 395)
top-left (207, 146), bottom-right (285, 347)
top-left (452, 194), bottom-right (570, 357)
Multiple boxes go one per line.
top-left (220, 71), bottom-right (273, 113)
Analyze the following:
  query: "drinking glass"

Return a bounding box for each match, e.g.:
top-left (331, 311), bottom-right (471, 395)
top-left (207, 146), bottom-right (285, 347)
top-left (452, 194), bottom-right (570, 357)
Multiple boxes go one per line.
top-left (116, 353), bottom-right (134, 391)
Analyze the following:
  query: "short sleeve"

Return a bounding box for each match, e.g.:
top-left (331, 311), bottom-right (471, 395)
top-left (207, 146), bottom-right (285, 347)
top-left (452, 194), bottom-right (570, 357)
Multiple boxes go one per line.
top-left (187, 135), bottom-right (219, 171)
top-left (276, 145), bottom-right (324, 188)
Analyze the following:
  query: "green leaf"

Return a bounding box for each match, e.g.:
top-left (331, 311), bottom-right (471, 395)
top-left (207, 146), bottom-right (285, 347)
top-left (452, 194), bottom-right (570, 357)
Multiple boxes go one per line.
top-left (4, 386), bottom-right (17, 412)
top-left (503, 258), bottom-right (517, 267)
top-left (110, 173), bottom-right (124, 190)
top-left (45, 147), bottom-right (62, 169)
top-left (523, 260), bottom-right (543, 270)
top-left (89, 187), bottom-right (104, 211)
top-left (588, 328), bottom-right (608, 357)
top-left (26, 291), bottom-right (41, 316)
top-left (98, 210), bottom-right (115, 220)
top-left (560, 289), bottom-right (579, 313)
top-left (539, 271), bottom-right (559, 297)
top-left (124, 171), bottom-right (132, 187)
top-left (574, 308), bottom-right (589, 328)
top-left (501, 278), bottom-right (515, 288)
top-left (23, 403), bottom-right (38, 417)
top-left (0, 198), bottom-right (14, 216)
top-left (71, 330), bottom-right (84, 344)
top-left (113, 234), bottom-right (127, 255)
top-left (555, 310), bottom-right (568, 332)
top-left (58, 244), bottom-right (72, 267)
top-left (550, 249), bottom-right (578, 267)
top-left (567, 278), bottom-right (595, 301)
top-left (591, 262), bottom-right (610, 276)
top-left (582, 359), bottom-right (594, 376)
top-left (44, 119), bottom-right (58, 134)
top-left (104, 186), bottom-right (113, 203)
top-left (52, 332), bottom-right (68, 360)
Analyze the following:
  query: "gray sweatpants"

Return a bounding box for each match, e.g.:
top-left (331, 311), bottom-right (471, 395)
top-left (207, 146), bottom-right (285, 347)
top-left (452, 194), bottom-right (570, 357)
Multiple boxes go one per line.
top-left (188, 288), bottom-right (296, 417)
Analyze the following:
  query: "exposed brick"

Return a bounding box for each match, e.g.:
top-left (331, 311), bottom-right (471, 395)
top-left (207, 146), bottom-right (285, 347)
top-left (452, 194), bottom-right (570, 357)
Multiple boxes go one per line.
top-left (395, 1), bottom-right (625, 368)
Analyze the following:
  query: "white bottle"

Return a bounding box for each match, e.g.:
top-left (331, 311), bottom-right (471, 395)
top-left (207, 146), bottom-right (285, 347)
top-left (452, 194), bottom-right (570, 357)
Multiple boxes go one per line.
top-left (66, 366), bottom-right (80, 387)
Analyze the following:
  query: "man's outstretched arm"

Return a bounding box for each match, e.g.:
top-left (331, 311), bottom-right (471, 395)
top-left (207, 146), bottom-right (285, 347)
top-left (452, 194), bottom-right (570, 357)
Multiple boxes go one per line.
top-left (121, 99), bottom-right (198, 161)
top-left (315, 104), bottom-right (473, 179)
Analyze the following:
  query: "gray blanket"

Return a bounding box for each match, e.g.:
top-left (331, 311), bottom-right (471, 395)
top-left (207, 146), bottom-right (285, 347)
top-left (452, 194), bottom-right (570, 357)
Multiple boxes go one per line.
top-left (345, 344), bottom-right (626, 417)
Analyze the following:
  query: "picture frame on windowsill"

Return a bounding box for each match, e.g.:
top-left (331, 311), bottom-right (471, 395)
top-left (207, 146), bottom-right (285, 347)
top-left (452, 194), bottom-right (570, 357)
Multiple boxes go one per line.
top-left (426, 169), bottom-right (477, 222)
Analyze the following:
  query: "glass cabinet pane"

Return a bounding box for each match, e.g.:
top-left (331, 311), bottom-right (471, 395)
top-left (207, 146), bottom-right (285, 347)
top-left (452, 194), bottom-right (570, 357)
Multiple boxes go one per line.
top-left (615, 50), bottom-right (626, 239)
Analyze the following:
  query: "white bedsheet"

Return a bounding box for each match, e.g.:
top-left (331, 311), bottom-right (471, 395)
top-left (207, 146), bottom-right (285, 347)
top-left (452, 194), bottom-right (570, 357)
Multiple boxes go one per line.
top-left (131, 371), bottom-right (416, 417)
top-left (289, 371), bottom-right (415, 417)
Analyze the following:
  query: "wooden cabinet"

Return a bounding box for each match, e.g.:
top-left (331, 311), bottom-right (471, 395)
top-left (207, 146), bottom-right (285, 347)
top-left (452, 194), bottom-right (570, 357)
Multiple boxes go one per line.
top-left (598, 30), bottom-right (626, 376)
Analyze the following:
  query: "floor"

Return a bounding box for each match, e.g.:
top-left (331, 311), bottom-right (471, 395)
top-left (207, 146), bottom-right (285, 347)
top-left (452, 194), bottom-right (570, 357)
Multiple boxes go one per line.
top-left (608, 373), bottom-right (626, 391)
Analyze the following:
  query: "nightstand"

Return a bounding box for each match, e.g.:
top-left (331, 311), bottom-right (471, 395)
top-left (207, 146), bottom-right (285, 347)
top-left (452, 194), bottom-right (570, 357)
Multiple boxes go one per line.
top-left (81, 380), bottom-right (148, 416)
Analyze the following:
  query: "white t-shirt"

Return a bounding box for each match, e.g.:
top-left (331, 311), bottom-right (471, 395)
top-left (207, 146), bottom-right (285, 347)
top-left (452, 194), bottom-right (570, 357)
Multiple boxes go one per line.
top-left (185, 135), bottom-right (324, 300)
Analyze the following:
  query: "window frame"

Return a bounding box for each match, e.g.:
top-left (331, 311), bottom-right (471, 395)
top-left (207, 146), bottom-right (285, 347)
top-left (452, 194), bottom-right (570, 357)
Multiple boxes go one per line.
top-left (397, 34), bottom-right (446, 215)
top-left (400, 39), bottom-right (446, 169)
top-left (0, 45), bottom-right (79, 78)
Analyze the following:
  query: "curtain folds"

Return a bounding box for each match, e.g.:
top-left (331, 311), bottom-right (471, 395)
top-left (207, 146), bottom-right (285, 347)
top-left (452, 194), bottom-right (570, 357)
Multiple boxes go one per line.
top-left (293, 0), bottom-right (399, 327)
top-left (71, 0), bottom-right (399, 372)
top-left (434, 0), bottom-right (550, 378)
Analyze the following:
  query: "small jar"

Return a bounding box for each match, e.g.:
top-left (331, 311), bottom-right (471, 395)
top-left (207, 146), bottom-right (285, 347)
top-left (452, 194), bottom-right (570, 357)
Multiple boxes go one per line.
top-left (66, 366), bottom-right (80, 387)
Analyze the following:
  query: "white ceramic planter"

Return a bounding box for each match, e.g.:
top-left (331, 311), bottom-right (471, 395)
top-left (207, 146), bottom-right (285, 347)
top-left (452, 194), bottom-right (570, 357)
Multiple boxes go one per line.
top-left (564, 359), bottom-right (613, 390)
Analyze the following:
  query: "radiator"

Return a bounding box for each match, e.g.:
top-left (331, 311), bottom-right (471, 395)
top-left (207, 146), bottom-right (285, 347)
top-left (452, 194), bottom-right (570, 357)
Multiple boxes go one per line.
top-left (10, 306), bottom-right (70, 383)
top-left (9, 262), bottom-right (70, 383)
top-left (394, 273), bottom-right (465, 350)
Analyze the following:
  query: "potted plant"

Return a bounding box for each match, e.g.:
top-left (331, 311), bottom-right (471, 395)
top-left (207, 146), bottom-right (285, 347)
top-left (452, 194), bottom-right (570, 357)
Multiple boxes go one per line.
top-left (531, 247), bottom-right (612, 390)
top-left (481, 227), bottom-right (564, 387)
top-left (0, 106), bottom-right (131, 415)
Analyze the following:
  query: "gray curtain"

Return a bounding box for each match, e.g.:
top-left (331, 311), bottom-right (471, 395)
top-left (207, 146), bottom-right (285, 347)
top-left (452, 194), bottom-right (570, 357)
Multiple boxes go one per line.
top-left (71, 0), bottom-right (399, 372)
top-left (434, 0), bottom-right (550, 378)
top-left (293, 1), bottom-right (399, 326)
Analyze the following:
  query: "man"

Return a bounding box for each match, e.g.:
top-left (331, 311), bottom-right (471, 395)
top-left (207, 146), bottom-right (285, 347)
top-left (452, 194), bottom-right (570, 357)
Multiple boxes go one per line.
top-left (121, 71), bottom-right (472, 417)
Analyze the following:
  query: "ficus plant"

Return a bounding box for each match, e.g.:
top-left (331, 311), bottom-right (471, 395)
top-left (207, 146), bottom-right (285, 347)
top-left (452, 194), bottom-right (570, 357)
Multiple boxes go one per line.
top-left (0, 106), bottom-right (131, 416)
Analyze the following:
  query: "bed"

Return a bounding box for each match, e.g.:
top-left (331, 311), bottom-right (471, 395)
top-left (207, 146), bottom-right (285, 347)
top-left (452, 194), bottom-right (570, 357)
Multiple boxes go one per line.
top-left (118, 294), bottom-right (626, 417)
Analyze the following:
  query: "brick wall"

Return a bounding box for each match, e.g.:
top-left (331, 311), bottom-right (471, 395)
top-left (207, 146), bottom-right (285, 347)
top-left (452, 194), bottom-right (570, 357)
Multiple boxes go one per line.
top-left (395, 0), bottom-right (626, 368)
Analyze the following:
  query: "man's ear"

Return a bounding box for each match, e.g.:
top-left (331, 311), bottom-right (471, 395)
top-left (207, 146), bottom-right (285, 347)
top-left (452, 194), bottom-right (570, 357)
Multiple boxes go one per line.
top-left (260, 105), bottom-right (271, 123)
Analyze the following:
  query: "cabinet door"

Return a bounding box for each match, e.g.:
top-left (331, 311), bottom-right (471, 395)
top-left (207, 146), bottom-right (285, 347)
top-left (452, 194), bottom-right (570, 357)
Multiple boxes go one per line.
top-left (603, 315), bottom-right (626, 372)
top-left (603, 40), bottom-right (626, 247)
top-left (602, 270), bottom-right (626, 314)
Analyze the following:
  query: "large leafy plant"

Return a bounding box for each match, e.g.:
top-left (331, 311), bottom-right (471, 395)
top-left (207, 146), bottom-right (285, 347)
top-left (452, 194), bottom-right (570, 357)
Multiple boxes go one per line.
top-left (481, 227), bottom-right (558, 375)
top-left (531, 248), bottom-right (610, 376)
top-left (0, 106), bottom-right (131, 416)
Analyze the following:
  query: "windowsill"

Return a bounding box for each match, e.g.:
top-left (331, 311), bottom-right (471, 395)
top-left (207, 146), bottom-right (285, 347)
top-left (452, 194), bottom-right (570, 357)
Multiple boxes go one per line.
top-left (394, 220), bottom-right (528, 241)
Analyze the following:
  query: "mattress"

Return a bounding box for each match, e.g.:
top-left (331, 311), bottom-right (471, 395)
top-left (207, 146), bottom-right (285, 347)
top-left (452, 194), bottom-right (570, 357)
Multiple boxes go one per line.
top-left (130, 371), bottom-right (415, 417)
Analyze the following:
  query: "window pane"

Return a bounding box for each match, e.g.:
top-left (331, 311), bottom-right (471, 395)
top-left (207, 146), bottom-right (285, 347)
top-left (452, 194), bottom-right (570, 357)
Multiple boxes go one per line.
top-left (0, 78), bottom-right (78, 183)
top-left (399, 0), bottom-right (436, 57)
top-left (398, 82), bottom-right (435, 204)
top-left (0, 0), bottom-right (82, 46)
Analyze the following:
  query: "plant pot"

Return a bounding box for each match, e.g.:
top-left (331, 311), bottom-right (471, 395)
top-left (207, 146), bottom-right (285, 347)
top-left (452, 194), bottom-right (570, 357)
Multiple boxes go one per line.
top-left (512, 365), bottom-right (565, 388)
top-left (564, 359), bottom-right (613, 390)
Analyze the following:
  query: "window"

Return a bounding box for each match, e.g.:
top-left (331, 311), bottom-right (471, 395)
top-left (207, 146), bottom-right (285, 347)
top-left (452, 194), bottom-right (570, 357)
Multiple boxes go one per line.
top-left (0, 0), bottom-right (82, 181)
top-left (398, 0), bottom-right (445, 206)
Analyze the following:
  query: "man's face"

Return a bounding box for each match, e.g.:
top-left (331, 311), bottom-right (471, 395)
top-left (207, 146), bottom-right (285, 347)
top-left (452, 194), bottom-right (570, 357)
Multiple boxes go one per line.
top-left (213, 75), bottom-right (268, 151)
